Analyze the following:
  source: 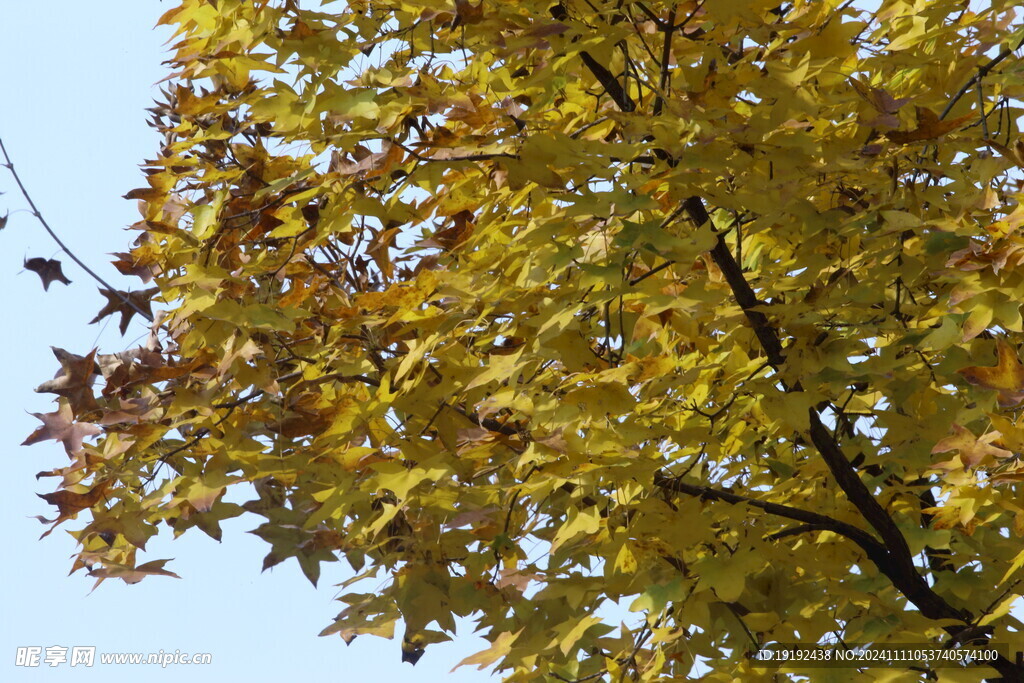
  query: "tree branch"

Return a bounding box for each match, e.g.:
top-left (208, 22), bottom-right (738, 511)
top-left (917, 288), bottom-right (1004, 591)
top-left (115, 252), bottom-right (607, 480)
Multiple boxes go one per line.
top-left (446, 403), bottom-right (521, 437)
top-left (680, 195), bottom-right (1019, 679)
top-left (389, 138), bottom-right (517, 163)
top-left (939, 37), bottom-right (1024, 121)
top-left (0, 136), bottom-right (156, 324)
top-left (550, 3), bottom-right (636, 112)
top-left (653, 473), bottom-right (889, 565)
top-left (652, 6), bottom-right (678, 117)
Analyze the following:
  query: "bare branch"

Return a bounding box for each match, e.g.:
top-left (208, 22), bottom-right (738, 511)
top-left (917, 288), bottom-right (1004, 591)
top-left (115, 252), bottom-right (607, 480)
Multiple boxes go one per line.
top-left (0, 136), bottom-right (155, 324)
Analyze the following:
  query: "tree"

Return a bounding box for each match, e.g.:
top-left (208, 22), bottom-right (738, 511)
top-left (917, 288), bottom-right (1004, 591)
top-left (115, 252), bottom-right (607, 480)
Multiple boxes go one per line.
top-left (19, 0), bottom-right (1024, 679)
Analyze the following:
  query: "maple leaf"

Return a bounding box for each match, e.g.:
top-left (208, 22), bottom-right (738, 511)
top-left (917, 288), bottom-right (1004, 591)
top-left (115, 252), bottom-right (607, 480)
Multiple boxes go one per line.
top-left (23, 257), bottom-right (71, 290)
top-left (849, 76), bottom-right (912, 114)
top-left (37, 479), bottom-right (112, 521)
top-left (87, 559), bottom-right (181, 588)
top-left (886, 107), bottom-right (973, 144)
top-left (34, 347), bottom-right (99, 415)
top-left (930, 423), bottom-right (1013, 469)
top-left (958, 340), bottom-right (1024, 407)
top-left (22, 402), bottom-right (101, 455)
top-left (454, 0), bottom-right (484, 25)
top-left (983, 138), bottom-right (1024, 169)
top-left (454, 630), bottom-right (521, 671)
top-left (89, 287), bottom-right (157, 335)
top-left (110, 251), bottom-right (158, 283)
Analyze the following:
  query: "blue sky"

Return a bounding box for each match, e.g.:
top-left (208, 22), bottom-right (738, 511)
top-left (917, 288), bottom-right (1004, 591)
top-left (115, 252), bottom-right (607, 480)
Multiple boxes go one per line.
top-left (0, 4), bottom-right (490, 681)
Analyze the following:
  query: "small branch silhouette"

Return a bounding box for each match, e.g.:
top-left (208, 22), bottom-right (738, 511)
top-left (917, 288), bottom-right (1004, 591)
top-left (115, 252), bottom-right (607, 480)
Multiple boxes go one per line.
top-left (0, 135), bottom-right (154, 324)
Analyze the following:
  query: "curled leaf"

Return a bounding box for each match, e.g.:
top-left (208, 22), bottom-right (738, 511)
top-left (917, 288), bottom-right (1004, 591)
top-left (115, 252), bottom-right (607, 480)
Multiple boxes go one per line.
top-left (87, 559), bottom-right (181, 587)
top-left (23, 257), bottom-right (71, 290)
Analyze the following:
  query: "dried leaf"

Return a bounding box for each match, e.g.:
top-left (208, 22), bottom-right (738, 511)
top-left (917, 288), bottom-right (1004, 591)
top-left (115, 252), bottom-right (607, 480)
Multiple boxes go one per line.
top-left (22, 403), bottom-right (101, 455)
top-left (886, 107), bottom-right (973, 144)
top-left (89, 287), bottom-right (157, 335)
top-left (24, 257), bottom-right (71, 290)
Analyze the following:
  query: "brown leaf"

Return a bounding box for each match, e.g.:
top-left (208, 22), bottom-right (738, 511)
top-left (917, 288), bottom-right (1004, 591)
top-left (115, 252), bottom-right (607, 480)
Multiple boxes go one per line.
top-left (37, 479), bottom-right (112, 520)
top-left (266, 393), bottom-right (333, 438)
top-left (329, 142), bottom-right (403, 179)
top-left (496, 567), bottom-right (541, 592)
top-left (122, 187), bottom-right (162, 202)
top-left (22, 403), bottom-right (102, 455)
top-left (848, 77), bottom-right (911, 114)
top-left (534, 428), bottom-right (569, 453)
top-left (446, 506), bottom-right (500, 529)
top-left (431, 210), bottom-right (475, 250)
top-left (287, 19), bottom-right (317, 40)
top-left (886, 107), bottom-right (973, 144)
top-left (24, 257), bottom-right (72, 291)
top-left (34, 347), bottom-right (99, 415)
top-left (110, 252), bottom-right (159, 283)
top-left (454, 0), bottom-right (484, 24)
top-left (90, 287), bottom-right (158, 335)
top-left (95, 347), bottom-right (150, 378)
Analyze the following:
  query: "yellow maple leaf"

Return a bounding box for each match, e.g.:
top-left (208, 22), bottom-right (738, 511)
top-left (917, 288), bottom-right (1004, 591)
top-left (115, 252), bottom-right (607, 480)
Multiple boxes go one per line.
top-left (930, 423), bottom-right (1012, 469)
top-left (958, 340), bottom-right (1024, 407)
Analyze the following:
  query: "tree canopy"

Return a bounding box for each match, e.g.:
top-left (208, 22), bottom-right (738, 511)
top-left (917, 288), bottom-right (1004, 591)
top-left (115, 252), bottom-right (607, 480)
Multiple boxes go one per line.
top-left (20, 0), bottom-right (1024, 679)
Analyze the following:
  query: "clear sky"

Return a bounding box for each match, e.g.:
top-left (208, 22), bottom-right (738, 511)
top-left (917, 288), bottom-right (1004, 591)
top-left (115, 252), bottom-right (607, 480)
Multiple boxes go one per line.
top-left (0, 4), bottom-right (491, 681)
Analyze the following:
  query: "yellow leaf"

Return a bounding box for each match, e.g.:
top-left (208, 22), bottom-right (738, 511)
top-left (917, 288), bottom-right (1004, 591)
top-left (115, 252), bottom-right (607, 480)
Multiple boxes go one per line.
top-left (555, 614), bottom-right (603, 657)
top-left (550, 506), bottom-right (601, 553)
top-left (613, 543), bottom-right (638, 574)
top-left (958, 340), bottom-right (1024, 406)
top-left (453, 630), bottom-right (521, 671)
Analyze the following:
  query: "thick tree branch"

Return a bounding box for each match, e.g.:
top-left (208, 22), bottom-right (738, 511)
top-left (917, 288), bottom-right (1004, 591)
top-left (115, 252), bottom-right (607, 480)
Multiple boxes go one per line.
top-left (680, 195), bottom-right (1019, 679)
top-left (653, 473), bottom-right (888, 566)
top-left (652, 8), bottom-right (676, 117)
top-left (551, 3), bottom-right (636, 112)
top-left (578, 51), bottom-right (636, 112)
top-left (684, 197), bottom-right (784, 364)
top-left (446, 403), bottom-right (520, 437)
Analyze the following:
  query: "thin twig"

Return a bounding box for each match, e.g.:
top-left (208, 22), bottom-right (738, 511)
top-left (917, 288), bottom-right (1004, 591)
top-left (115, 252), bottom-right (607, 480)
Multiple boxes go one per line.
top-left (0, 136), bottom-right (155, 324)
top-left (939, 39), bottom-right (1024, 121)
top-left (628, 260), bottom-right (676, 286)
top-left (975, 71), bottom-right (990, 139)
top-left (389, 138), bottom-right (516, 163)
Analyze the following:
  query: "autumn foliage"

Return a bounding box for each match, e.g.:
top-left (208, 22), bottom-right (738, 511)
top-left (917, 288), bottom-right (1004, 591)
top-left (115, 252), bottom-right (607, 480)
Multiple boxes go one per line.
top-left (21, 0), bottom-right (1024, 679)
